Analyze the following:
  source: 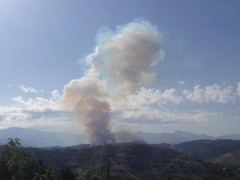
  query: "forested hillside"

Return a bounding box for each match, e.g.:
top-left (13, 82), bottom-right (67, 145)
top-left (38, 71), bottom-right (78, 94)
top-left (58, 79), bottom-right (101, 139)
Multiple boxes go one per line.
top-left (211, 150), bottom-right (240, 166)
top-left (173, 139), bottom-right (240, 161)
top-left (1, 139), bottom-right (240, 179)
top-left (26, 144), bottom-right (240, 180)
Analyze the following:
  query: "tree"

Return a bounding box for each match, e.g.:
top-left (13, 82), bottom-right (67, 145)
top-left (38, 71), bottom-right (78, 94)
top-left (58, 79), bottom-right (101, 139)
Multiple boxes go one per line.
top-left (0, 138), bottom-right (61, 180)
top-left (7, 138), bottom-right (21, 147)
top-left (0, 138), bottom-right (45, 180)
top-left (90, 171), bottom-right (104, 180)
top-left (0, 138), bottom-right (78, 180)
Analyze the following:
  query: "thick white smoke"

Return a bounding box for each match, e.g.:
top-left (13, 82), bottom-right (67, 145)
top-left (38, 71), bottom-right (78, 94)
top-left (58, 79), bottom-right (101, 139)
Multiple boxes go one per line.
top-left (87, 21), bottom-right (165, 98)
top-left (62, 78), bottom-right (115, 144)
top-left (62, 21), bottom-right (164, 145)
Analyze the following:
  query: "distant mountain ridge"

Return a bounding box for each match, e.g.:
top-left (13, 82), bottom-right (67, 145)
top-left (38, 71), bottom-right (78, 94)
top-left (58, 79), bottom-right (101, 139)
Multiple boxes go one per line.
top-left (135, 130), bottom-right (214, 144)
top-left (0, 127), bottom-right (240, 147)
top-left (0, 127), bottom-right (87, 147)
top-left (218, 134), bottom-right (240, 140)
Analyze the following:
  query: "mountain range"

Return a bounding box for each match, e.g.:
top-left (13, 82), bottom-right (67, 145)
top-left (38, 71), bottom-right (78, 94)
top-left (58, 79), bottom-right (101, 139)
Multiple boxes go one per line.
top-left (1, 127), bottom-right (240, 147)
top-left (0, 127), bottom-right (87, 147)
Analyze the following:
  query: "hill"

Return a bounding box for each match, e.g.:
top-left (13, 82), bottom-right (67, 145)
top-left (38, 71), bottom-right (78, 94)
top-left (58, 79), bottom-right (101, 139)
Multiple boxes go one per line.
top-left (26, 144), bottom-right (240, 179)
top-left (136, 130), bottom-right (213, 144)
top-left (211, 149), bottom-right (240, 166)
top-left (173, 139), bottom-right (240, 161)
top-left (218, 134), bottom-right (240, 140)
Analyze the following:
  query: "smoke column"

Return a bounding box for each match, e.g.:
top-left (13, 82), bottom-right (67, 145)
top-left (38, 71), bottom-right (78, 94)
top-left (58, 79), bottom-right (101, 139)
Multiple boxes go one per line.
top-left (62, 21), bottom-right (164, 145)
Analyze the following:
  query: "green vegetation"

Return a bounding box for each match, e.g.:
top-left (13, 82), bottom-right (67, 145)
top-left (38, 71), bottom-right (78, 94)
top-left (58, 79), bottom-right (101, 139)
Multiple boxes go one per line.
top-left (1, 139), bottom-right (240, 179)
top-left (27, 144), bottom-right (240, 180)
top-left (90, 171), bottom-right (104, 180)
top-left (0, 138), bottom-right (76, 180)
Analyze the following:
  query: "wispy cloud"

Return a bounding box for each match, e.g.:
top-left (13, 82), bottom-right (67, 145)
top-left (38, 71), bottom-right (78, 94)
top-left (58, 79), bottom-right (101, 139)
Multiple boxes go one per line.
top-left (12, 89), bottom-right (60, 112)
top-left (112, 87), bottom-right (217, 125)
top-left (0, 89), bottom-right (86, 133)
top-left (113, 107), bottom-right (218, 125)
top-left (112, 82), bottom-right (240, 126)
top-left (0, 106), bottom-right (29, 122)
top-left (20, 85), bottom-right (44, 94)
top-left (0, 90), bottom-right (63, 129)
top-left (114, 87), bottom-right (183, 108)
top-left (178, 80), bottom-right (185, 85)
top-left (1, 82), bottom-right (239, 132)
top-left (183, 84), bottom-right (235, 104)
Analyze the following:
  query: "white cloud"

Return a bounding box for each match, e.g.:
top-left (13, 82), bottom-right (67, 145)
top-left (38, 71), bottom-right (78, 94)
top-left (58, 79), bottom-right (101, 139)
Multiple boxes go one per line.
top-left (160, 89), bottom-right (183, 104)
top-left (20, 85), bottom-right (44, 94)
top-left (113, 98), bottom-right (218, 125)
top-left (115, 87), bottom-right (183, 108)
top-left (111, 87), bottom-right (218, 125)
top-left (0, 90), bottom-right (63, 129)
top-left (183, 84), bottom-right (235, 104)
top-left (0, 106), bottom-right (29, 122)
top-left (1, 82), bottom-right (239, 132)
top-left (0, 113), bottom-right (81, 133)
top-left (183, 85), bottom-right (205, 103)
top-left (51, 89), bottom-right (61, 100)
top-left (110, 83), bottom-right (240, 126)
top-left (0, 89), bottom-right (88, 133)
top-left (178, 80), bottom-right (185, 85)
top-left (12, 90), bottom-right (61, 112)
top-left (115, 108), bottom-right (218, 124)
top-left (205, 84), bottom-right (234, 103)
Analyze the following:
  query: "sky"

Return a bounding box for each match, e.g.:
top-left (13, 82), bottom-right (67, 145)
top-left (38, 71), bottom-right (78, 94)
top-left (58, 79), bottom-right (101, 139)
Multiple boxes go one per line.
top-left (0, 0), bottom-right (240, 136)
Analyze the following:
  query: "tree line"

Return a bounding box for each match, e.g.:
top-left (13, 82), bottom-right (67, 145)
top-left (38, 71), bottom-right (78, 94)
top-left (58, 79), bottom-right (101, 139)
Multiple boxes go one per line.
top-left (0, 138), bottom-right (77, 180)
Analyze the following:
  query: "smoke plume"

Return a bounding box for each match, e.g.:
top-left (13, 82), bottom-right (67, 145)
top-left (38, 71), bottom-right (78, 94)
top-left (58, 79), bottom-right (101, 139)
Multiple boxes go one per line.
top-left (62, 21), bottom-right (164, 145)
top-left (114, 130), bottom-right (144, 143)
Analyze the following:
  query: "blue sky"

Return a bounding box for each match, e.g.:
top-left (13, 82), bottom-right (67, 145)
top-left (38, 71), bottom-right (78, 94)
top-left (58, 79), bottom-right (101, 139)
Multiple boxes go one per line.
top-left (0, 0), bottom-right (240, 136)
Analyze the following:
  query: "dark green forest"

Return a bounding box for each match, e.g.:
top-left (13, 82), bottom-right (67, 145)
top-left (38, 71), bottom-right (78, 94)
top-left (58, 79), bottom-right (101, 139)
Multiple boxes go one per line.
top-left (0, 138), bottom-right (76, 180)
top-left (27, 143), bottom-right (240, 179)
top-left (1, 139), bottom-right (240, 180)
